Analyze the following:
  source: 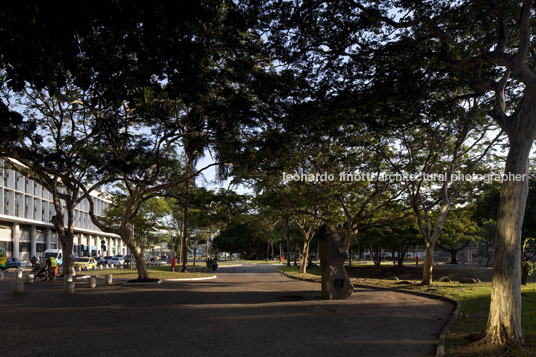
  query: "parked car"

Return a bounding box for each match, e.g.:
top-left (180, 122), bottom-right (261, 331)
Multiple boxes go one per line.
top-left (94, 256), bottom-right (105, 266)
top-left (74, 257), bottom-right (98, 270)
top-left (113, 255), bottom-right (125, 264)
top-left (108, 257), bottom-right (123, 266)
top-left (6, 257), bottom-right (21, 269)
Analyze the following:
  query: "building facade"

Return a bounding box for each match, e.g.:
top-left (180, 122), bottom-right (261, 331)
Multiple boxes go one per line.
top-left (0, 160), bottom-right (125, 260)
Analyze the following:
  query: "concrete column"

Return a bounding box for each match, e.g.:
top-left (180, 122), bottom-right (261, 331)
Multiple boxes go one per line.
top-left (12, 223), bottom-right (20, 259)
top-left (46, 228), bottom-right (51, 250)
top-left (30, 225), bottom-right (37, 258)
top-left (107, 237), bottom-right (112, 255)
top-left (78, 235), bottom-right (82, 256)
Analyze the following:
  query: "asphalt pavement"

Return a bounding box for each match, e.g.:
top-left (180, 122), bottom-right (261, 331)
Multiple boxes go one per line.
top-left (0, 264), bottom-right (454, 357)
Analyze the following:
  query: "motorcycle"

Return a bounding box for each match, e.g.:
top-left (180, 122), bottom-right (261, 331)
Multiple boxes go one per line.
top-left (30, 264), bottom-right (48, 281)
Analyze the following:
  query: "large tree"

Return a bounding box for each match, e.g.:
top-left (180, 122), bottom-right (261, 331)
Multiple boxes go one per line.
top-left (0, 81), bottom-right (107, 276)
top-left (261, 0), bottom-right (536, 344)
top-left (367, 0), bottom-right (536, 345)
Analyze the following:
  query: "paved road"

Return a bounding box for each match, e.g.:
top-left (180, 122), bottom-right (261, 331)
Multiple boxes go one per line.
top-left (0, 265), bottom-right (453, 357)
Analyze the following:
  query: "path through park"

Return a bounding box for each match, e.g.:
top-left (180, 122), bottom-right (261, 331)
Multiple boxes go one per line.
top-left (0, 264), bottom-right (454, 356)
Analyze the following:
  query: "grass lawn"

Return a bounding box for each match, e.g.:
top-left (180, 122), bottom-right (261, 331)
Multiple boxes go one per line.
top-left (278, 265), bottom-right (536, 356)
top-left (78, 265), bottom-right (213, 280)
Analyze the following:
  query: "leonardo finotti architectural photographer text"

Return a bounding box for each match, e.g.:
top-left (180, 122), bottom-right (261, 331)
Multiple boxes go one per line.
top-left (282, 172), bottom-right (528, 183)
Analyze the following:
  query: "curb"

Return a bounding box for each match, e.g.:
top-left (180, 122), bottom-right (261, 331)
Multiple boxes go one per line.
top-left (436, 300), bottom-right (461, 357)
top-left (217, 264), bottom-right (243, 268)
top-left (279, 270), bottom-right (320, 283)
top-left (278, 269), bottom-right (460, 356)
top-left (123, 279), bottom-right (163, 286)
top-left (164, 275), bottom-right (217, 282)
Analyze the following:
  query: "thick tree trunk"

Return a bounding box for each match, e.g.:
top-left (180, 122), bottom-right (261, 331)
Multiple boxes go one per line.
top-left (121, 225), bottom-right (149, 280)
top-left (481, 139), bottom-right (532, 345)
top-left (51, 209), bottom-right (75, 277)
top-left (124, 226), bottom-right (149, 280)
top-left (60, 233), bottom-right (74, 277)
top-left (299, 238), bottom-right (311, 274)
top-left (421, 240), bottom-right (435, 285)
top-left (318, 225), bottom-right (353, 300)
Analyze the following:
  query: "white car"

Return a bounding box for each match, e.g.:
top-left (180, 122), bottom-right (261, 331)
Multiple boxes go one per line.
top-left (113, 255), bottom-right (125, 264)
top-left (108, 257), bottom-right (124, 265)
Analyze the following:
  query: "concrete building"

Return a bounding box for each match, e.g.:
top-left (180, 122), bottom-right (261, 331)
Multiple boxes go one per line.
top-left (0, 159), bottom-right (124, 260)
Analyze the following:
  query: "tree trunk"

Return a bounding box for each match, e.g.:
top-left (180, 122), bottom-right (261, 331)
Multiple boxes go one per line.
top-left (285, 219), bottom-right (291, 267)
top-left (318, 225), bottom-right (352, 300)
top-left (60, 233), bottom-right (74, 277)
top-left (521, 237), bottom-right (528, 285)
top-left (369, 242), bottom-right (382, 271)
top-left (299, 238), bottom-right (311, 274)
top-left (450, 250), bottom-right (458, 264)
top-left (121, 225), bottom-right (149, 280)
top-left (421, 240), bottom-right (435, 285)
top-left (521, 262), bottom-right (529, 285)
top-left (481, 138), bottom-right (533, 345)
top-left (397, 254), bottom-right (404, 268)
top-left (397, 246), bottom-right (407, 268)
top-left (51, 209), bottom-right (75, 277)
top-left (180, 203), bottom-right (189, 272)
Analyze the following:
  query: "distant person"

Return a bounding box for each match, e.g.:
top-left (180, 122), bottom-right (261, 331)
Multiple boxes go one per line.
top-left (45, 256), bottom-right (57, 281)
top-left (212, 258), bottom-right (218, 271)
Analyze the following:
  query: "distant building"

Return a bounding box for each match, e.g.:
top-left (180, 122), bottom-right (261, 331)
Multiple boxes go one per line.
top-left (0, 159), bottom-right (124, 260)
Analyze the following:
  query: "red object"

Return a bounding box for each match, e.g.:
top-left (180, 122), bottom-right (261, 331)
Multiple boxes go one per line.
top-left (279, 255), bottom-right (282, 263)
top-left (171, 258), bottom-right (177, 268)
top-left (55, 265), bottom-right (58, 274)
top-left (416, 256), bottom-right (419, 265)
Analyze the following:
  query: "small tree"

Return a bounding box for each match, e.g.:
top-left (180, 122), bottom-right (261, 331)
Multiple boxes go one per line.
top-left (437, 209), bottom-right (481, 265)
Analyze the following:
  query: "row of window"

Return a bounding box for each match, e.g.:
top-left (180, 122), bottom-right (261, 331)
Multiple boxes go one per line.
top-left (0, 162), bottom-right (110, 232)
